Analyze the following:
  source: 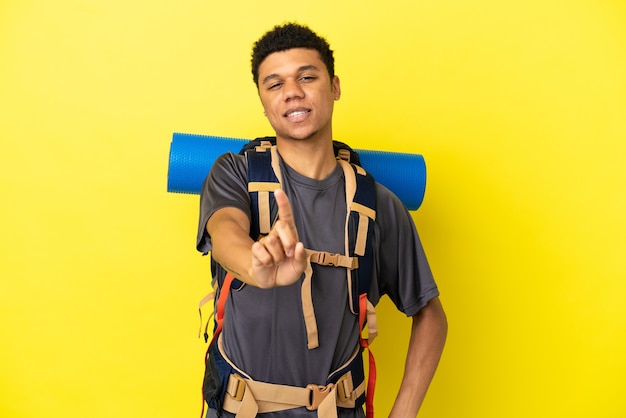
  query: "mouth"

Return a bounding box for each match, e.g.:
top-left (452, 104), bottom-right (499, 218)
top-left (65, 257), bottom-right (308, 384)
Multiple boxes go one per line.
top-left (284, 108), bottom-right (311, 121)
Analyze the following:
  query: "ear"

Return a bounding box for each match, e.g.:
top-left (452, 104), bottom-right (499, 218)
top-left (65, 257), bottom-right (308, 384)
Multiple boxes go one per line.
top-left (332, 76), bottom-right (341, 100)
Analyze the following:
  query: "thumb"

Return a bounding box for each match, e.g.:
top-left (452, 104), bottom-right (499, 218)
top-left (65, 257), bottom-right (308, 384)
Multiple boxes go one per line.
top-left (291, 242), bottom-right (307, 273)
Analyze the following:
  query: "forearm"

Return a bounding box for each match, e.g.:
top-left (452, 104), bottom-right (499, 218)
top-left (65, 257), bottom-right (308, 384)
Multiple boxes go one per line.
top-left (389, 297), bottom-right (448, 418)
top-left (207, 208), bottom-right (257, 286)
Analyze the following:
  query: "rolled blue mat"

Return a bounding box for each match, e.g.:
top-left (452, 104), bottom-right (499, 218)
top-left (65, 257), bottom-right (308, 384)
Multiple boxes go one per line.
top-left (168, 133), bottom-right (427, 210)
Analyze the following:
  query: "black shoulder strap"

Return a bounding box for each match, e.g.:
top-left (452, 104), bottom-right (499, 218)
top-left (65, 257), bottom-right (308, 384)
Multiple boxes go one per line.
top-left (340, 161), bottom-right (377, 314)
top-left (244, 139), bottom-right (282, 240)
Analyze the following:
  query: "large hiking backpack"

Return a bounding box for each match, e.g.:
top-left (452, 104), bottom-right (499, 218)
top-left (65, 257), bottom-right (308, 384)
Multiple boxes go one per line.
top-left (200, 137), bottom-right (378, 418)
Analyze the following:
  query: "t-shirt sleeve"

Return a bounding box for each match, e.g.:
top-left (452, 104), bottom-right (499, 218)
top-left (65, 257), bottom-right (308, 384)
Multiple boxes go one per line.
top-left (369, 184), bottom-right (439, 317)
top-left (196, 152), bottom-right (250, 254)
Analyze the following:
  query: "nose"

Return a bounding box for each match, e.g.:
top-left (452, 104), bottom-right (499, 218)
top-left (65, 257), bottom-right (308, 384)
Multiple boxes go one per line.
top-left (282, 79), bottom-right (304, 101)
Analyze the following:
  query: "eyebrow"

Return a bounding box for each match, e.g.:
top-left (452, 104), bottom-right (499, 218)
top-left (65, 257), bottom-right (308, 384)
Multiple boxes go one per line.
top-left (261, 65), bottom-right (321, 85)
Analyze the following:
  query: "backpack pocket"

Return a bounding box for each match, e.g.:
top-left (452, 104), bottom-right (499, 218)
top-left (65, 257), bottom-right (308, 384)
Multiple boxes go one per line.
top-left (203, 341), bottom-right (234, 412)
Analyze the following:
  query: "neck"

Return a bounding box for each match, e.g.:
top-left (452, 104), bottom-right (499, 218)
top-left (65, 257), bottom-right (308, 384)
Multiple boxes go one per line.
top-left (275, 135), bottom-right (337, 180)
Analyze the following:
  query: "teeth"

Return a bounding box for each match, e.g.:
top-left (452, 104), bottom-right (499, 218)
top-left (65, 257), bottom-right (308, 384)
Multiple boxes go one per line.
top-left (287, 110), bottom-right (307, 118)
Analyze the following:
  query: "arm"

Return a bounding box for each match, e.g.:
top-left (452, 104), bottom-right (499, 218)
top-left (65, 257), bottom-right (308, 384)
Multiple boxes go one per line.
top-left (207, 189), bottom-right (307, 288)
top-left (389, 297), bottom-right (448, 418)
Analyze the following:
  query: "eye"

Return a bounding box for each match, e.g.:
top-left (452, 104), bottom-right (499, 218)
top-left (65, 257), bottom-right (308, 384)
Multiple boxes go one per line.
top-left (300, 75), bottom-right (316, 82)
top-left (268, 82), bottom-right (283, 90)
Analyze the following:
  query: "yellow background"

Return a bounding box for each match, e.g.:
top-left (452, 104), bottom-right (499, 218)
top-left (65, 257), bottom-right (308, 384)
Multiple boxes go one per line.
top-left (2, 0), bottom-right (625, 417)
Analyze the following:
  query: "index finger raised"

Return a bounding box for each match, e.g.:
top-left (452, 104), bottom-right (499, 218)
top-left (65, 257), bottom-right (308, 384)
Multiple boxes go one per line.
top-left (274, 189), bottom-right (296, 228)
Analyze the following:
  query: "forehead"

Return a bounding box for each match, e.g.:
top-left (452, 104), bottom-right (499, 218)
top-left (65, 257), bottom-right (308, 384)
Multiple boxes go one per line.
top-left (258, 48), bottom-right (327, 77)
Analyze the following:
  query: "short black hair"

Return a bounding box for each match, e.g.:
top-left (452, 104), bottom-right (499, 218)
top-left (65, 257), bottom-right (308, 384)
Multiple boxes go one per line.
top-left (251, 23), bottom-right (335, 86)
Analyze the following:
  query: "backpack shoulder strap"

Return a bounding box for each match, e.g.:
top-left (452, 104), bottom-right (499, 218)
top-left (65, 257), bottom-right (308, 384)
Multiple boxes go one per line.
top-left (337, 161), bottom-right (377, 317)
top-left (244, 139), bottom-right (282, 239)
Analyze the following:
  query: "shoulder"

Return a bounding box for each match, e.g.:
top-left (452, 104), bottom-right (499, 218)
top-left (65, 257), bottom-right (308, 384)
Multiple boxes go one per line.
top-left (200, 151), bottom-right (249, 207)
top-left (211, 152), bottom-right (247, 176)
top-left (201, 152), bottom-right (249, 191)
top-left (372, 181), bottom-right (419, 242)
top-left (374, 182), bottom-right (407, 214)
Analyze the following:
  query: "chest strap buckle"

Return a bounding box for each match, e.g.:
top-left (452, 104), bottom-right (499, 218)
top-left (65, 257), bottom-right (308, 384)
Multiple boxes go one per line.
top-left (310, 252), bottom-right (358, 269)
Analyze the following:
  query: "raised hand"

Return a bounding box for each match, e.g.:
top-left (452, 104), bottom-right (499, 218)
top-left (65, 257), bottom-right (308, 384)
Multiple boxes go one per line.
top-left (250, 189), bottom-right (307, 288)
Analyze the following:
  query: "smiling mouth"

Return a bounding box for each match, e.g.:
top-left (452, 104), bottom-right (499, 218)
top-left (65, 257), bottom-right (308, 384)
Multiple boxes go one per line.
top-left (285, 109), bottom-right (311, 119)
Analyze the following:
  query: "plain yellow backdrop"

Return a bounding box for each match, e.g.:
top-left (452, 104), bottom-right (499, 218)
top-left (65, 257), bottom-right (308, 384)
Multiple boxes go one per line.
top-left (2, 0), bottom-right (625, 417)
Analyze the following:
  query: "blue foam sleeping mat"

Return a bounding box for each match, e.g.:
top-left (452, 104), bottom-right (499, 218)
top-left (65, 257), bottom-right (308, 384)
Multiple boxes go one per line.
top-left (167, 133), bottom-right (427, 211)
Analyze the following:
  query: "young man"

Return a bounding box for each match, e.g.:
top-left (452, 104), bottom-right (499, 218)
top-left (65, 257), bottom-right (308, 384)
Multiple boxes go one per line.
top-left (197, 23), bottom-right (447, 418)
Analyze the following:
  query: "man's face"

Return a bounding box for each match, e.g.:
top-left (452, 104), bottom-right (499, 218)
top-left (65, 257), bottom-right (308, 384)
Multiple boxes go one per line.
top-left (257, 48), bottom-right (340, 143)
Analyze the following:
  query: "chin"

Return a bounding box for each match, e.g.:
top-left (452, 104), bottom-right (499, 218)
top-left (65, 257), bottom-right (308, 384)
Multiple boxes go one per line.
top-left (277, 130), bottom-right (317, 142)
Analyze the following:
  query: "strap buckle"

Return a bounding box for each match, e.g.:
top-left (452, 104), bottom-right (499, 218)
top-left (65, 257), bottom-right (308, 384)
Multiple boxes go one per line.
top-left (254, 140), bottom-right (273, 152)
top-left (335, 371), bottom-right (355, 402)
top-left (305, 383), bottom-right (335, 410)
top-left (319, 252), bottom-right (339, 266)
top-left (226, 374), bottom-right (246, 402)
top-left (316, 252), bottom-right (358, 269)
